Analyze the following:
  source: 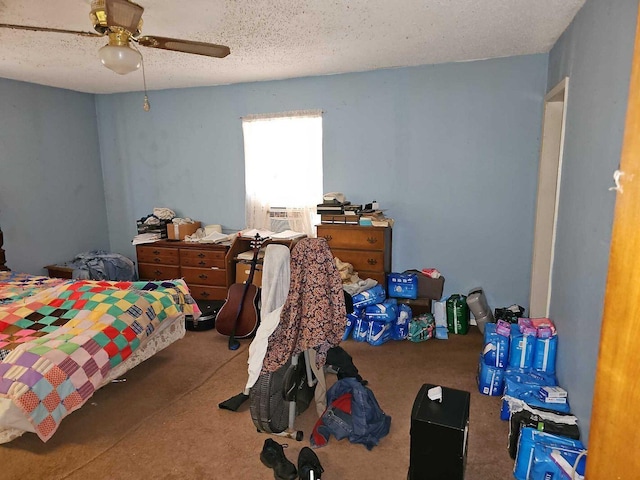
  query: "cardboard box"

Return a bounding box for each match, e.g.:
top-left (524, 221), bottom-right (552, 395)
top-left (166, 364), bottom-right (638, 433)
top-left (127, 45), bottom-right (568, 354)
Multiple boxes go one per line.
top-left (539, 386), bottom-right (568, 398)
top-left (397, 298), bottom-right (432, 316)
top-left (235, 262), bottom-right (263, 287)
top-left (167, 221), bottom-right (201, 240)
top-left (404, 270), bottom-right (446, 300)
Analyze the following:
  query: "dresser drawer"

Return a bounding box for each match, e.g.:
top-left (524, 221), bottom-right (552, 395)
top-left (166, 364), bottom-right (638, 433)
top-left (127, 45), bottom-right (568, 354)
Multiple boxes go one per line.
top-left (136, 246), bottom-right (180, 265)
top-left (180, 249), bottom-right (226, 268)
top-left (182, 266), bottom-right (227, 286)
top-left (330, 248), bottom-right (387, 274)
top-left (188, 285), bottom-right (228, 301)
top-left (317, 225), bottom-right (388, 251)
top-left (138, 264), bottom-right (181, 280)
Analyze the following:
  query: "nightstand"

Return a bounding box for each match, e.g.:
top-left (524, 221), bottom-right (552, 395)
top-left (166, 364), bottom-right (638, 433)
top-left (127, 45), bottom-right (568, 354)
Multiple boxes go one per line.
top-left (44, 264), bottom-right (74, 279)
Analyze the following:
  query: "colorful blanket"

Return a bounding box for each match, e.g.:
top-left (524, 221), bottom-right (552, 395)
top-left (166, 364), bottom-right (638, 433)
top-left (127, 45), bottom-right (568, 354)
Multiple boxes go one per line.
top-left (0, 271), bottom-right (68, 305)
top-left (0, 277), bottom-right (199, 441)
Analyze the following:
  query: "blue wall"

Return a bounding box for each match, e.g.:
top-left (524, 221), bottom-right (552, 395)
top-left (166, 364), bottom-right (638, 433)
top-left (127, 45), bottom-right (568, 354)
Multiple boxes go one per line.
top-left (0, 78), bottom-right (109, 274)
top-left (96, 54), bottom-right (548, 309)
top-left (2, 2), bottom-right (637, 443)
top-left (547, 0), bottom-right (638, 442)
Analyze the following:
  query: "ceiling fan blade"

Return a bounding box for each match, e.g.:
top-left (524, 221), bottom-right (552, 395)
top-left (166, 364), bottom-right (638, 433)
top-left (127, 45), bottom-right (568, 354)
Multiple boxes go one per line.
top-left (0, 23), bottom-right (101, 38)
top-left (137, 36), bottom-right (230, 58)
top-left (105, 0), bottom-right (144, 33)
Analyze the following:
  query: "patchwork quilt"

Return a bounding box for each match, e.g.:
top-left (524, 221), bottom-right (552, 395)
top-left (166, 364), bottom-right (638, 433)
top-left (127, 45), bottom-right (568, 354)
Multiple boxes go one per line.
top-left (0, 272), bottom-right (67, 305)
top-left (0, 274), bottom-right (199, 441)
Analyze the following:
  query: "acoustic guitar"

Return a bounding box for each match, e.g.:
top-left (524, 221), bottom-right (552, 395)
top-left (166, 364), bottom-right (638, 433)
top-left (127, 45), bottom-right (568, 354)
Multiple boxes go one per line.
top-left (215, 234), bottom-right (263, 350)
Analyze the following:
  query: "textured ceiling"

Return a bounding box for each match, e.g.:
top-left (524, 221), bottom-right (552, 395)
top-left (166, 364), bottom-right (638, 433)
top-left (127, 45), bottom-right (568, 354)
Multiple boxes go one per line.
top-left (0, 0), bottom-right (586, 94)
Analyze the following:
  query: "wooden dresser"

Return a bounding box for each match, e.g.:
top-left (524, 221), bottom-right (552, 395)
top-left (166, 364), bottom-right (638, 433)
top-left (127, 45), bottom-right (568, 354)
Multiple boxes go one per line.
top-left (136, 241), bottom-right (231, 301)
top-left (316, 224), bottom-right (392, 285)
top-left (0, 229), bottom-right (8, 271)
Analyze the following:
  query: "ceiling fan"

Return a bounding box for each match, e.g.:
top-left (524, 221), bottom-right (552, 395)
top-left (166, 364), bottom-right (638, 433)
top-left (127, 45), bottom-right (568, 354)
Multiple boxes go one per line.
top-left (0, 0), bottom-right (231, 76)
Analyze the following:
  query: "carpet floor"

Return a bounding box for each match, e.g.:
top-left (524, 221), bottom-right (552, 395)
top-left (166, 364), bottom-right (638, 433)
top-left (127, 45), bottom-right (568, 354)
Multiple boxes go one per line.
top-left (1, 326), bottom-right (514, 479)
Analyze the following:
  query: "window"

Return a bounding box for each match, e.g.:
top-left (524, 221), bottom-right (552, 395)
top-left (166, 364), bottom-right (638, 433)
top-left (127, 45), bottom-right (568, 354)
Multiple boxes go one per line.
top-left (242, 110), bottom-right (323, 236)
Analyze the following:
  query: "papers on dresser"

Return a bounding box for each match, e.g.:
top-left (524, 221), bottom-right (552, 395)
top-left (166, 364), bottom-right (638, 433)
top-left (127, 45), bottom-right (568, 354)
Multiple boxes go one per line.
top-left (270, 230), bottom-right (306, 240)
top-left (132, 233), bottom-right (162, 245)
top-left (240, 228), bottom-right (305, 240)
top-left (240, 228), bottom-right (274, 240)
top-left (192, 230), bottom-right (235, 244)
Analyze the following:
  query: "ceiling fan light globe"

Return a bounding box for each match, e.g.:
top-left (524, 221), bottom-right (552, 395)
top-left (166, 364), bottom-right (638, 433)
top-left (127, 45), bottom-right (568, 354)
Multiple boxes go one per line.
top-left (98, 44), bottom-right (141, 75)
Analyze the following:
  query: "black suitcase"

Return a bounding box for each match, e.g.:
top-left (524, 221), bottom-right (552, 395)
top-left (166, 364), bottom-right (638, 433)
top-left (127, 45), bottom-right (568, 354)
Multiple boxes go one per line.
top-left (409, 384), bottom-right (470, 480)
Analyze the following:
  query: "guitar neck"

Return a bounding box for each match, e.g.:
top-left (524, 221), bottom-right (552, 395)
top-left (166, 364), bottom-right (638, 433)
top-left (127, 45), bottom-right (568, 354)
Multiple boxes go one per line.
top-left (244, 235), bottom-right (264, 286)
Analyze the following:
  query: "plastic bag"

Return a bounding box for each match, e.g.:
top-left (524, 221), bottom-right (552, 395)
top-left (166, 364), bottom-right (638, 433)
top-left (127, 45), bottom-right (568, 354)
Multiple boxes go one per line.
top-left (446, 294), bottom-right (469, 334)
top-left (352, 284), bottom-right (386, 308)
top-left (514, 427), bottom-right (585, 480)
top-left (392, 304), bottom-right (412, 340)
top-left (364, 298), bottom-right (398, 323)
top-left (482, 322), bottom-right (509, 368)
top-left (495, 304), bottom-right (525, 324)
top-left (343, 309), bottom-right (362, 341)
top-left (408, 313), bottom-right (435, 342)
top-left (367, 320), bottom-right (392, 346)
top-left (387, 272), bottom-right (418, 299)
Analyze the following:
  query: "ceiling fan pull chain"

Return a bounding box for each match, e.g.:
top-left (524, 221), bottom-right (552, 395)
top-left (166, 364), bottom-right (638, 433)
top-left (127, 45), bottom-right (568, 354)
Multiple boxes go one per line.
top-left (132, 41), bottom-right (150, 111)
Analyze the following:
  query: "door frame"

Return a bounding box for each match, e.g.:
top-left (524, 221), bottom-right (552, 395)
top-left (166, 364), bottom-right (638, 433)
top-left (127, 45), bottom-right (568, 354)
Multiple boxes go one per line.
top-left (529, 77), bottom-right (569, 318)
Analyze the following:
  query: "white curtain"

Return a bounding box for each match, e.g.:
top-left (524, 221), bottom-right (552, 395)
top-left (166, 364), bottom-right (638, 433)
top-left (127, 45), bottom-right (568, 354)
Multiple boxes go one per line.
top-left (242, 110), bottom-right (323, 236)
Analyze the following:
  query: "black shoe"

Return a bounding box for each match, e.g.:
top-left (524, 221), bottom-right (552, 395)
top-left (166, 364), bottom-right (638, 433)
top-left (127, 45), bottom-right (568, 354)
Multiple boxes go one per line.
top-left (298, 447), bottom-right (324, 480)
top-left (260, 438), bottom-right (298, 480)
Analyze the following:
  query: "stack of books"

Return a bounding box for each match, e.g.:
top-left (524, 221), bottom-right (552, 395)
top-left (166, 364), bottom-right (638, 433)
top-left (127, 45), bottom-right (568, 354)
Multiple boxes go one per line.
top-left (316, 200), bottom-right (347, 215)
top-left (360, 210), bottom-right (394, 227)
top-left (320, 214), bottom-right (361, 224)
top-left (318, 199), bottom-right (364, 224)
top-left (317, 197), bottom-right (393, 226)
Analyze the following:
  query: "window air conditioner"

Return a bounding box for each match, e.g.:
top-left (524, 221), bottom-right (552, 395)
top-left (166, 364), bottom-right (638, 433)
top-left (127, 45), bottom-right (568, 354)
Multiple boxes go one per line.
top-left (269, 207), bottom-right (305, 232)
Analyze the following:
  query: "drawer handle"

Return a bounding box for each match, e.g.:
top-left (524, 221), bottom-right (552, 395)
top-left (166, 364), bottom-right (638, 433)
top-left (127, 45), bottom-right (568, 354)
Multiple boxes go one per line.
top-left (198, 260), bottom-right (206, 266)
top-left (154, 269), bottom-right (162, 276)
top-left (153, 258), bottom-right (161, 263)
top-left (323, 235), bottom-right (333, 242)
top-left (199, 274), bottom-right (208, 279)
top-left (198, 253), bottom-right (206, 258)
top-left (367, 237), bottom-right (378, 244)
top-left (367, 258), bottom-right (378, 266)
top-left (201, 291), bottom-right (210, 297)
top-left (153, 250), bottom-right (160, 255)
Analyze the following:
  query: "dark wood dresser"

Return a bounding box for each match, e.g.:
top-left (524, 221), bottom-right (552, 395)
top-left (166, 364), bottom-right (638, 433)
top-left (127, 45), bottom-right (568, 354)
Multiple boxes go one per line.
top-left (136, 241), bottom-right (232, 301)
top-left (0, 229), bottom-right (8, 271)
top-left (316, 224), bottom-right (392, 285)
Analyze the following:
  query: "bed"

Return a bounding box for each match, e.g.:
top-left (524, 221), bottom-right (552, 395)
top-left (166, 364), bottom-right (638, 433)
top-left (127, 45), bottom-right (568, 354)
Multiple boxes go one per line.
top-left (0, 231), bottom-right (200, 444)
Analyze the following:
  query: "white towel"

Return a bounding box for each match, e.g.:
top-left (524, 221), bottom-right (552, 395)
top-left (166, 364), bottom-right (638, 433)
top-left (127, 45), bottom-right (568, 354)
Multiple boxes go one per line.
top-left (245, 244), bottom-right (291, 390)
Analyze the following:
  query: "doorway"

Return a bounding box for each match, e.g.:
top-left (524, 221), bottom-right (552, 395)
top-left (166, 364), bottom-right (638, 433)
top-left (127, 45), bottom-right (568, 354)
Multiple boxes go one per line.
top-left (529, 77), bottom-right (569, 318)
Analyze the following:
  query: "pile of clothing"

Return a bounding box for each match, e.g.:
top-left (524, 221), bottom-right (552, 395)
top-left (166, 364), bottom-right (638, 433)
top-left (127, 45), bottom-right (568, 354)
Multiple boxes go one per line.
top-left (65, 250), bottom-right (136, 281)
